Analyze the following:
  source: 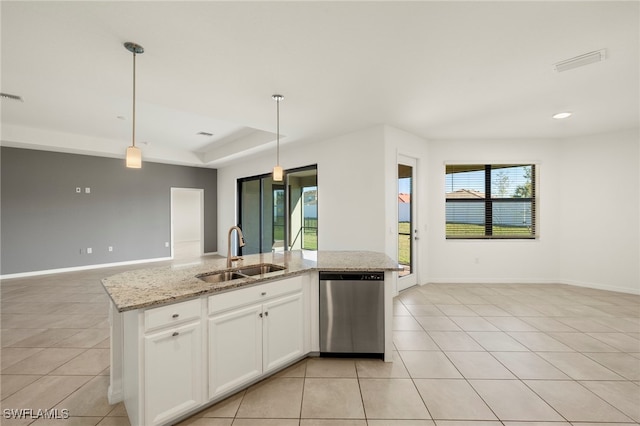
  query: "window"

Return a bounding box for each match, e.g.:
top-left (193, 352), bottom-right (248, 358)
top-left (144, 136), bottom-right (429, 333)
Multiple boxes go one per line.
top-left (445, 164), bottom-right (536, 239)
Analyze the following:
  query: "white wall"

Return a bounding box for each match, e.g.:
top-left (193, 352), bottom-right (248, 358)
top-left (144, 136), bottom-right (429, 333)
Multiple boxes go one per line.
top-left (217, 126), bottom-right (388, 255)
top-left (218, 125), bottom-right (639, 294)
top-left (424, 129), bottom-right (640, 294)
top-left (425, 138), bottom-right (563, 284)
top-left (558, 128), bottom-right (639, 294)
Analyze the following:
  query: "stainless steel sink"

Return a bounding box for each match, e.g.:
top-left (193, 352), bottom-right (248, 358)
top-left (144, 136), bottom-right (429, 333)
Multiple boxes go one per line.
top-left (197, 271), bottom-right (246, 283)
top-left (235, 263), bottom-right (286, 276)
top-left (196, 263), bottom-right (286, 283)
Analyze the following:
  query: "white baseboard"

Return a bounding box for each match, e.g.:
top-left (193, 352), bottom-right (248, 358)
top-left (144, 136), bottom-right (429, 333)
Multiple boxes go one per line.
top-left (0, 257), bottom-right (172, 280)
top-left (426, 277), bottom-right (558, 285)
top-left (556, 279), bottom-right (640, 295)
top-left (425, 277), bottom-right (640, 295)
top-left (107, 384), bottom-right (124, 405)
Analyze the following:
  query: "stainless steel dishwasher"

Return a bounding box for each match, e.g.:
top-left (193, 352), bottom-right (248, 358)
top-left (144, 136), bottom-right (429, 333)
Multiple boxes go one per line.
top-left (319, 271), bottom-right (384, 357)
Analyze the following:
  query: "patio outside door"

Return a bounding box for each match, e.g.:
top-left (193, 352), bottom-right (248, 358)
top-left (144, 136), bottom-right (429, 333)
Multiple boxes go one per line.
top-left (398, 155), bottom-right (418, 291)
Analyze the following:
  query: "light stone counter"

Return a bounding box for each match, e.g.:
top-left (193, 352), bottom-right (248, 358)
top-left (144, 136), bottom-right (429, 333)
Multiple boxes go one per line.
top-left (102, 250), bottom-right (400, 312)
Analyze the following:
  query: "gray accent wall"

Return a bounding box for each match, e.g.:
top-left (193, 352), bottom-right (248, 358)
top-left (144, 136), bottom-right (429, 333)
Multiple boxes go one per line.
top-left (1, 147), bottom-right (217, 275)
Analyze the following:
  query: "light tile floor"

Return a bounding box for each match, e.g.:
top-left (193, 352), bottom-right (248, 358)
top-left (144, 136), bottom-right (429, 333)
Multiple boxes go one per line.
top-left (2, 261), bottom-right (639, 426)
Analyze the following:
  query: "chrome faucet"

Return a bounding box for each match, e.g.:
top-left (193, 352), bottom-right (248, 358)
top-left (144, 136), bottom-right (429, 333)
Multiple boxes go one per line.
top-left (227, 225), bottom-right (246, 267)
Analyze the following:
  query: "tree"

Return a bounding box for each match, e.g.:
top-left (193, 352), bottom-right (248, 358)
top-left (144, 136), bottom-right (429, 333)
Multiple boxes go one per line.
top-left (494, 171), bottom-right (510, 197)
top-left (513, 167), bottom-right (532, 198)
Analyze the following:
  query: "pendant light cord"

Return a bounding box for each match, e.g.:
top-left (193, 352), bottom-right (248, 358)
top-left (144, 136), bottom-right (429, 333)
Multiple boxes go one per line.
top-left (276, 97), bottom-right (280, 165)
top-left (132, 50), bottom-right (137, 149)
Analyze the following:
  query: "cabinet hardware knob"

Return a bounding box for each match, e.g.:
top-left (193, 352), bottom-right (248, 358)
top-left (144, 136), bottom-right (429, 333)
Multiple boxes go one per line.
top-left (264, 311), bottom-right (269, 316)
top-left (259, 313), bottom-right (263, 318)
top-left (261, 292), bottom-right (267, 296)
top-left (172, 314), bottom-right (179, 318)
top-left (172, 332), bottom-right (179, 337)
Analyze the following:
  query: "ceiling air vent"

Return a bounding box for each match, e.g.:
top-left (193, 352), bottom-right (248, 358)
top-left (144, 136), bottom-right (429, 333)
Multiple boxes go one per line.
top-left (554, 49), bottom-right (606, 72)
top-left (196, 131), bottom-right (214, 137)
top-left (0, 92), bottom-right (24, 102)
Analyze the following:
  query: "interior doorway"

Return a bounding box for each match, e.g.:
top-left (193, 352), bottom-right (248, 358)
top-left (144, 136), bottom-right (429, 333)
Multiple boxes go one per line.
top-left (171, 188), bottom-right (204, 260)
top-left (398, 155), bottom-right (418, 290)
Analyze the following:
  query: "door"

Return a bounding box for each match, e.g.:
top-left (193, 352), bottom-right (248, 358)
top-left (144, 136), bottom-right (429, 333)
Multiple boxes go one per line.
top-left (262, 292), bottom-right (304, 372)
top-left (171, 188), bottom-right (204, 260)
top-left (398, 155), bottom-right (418, 290)
top-left (208, 304), bottom-right (263, 398)
top-left (287, 168), bottom-right (318, 251)
top-left (238, 165), bottom-right (318, 254)
top-left (144, 321), bottom-right (203, 425)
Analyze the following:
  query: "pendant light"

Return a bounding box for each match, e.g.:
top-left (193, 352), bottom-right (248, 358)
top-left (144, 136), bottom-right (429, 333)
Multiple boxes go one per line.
top-left (124, 42), bottom-right (144, 169)
top-left (272, 94), bottom-right (284, 182)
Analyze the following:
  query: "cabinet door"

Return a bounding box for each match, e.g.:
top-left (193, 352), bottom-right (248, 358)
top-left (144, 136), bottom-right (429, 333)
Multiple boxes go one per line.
top-left (263, 292), bottom-right (304, 373)
top-left (209, 303), bottom-right (263, 398)
top-left (144, 321), bottom-right (202, 426)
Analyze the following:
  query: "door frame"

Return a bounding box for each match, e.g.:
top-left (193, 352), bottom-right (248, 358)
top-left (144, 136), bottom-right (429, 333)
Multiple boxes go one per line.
top-left (397, 154), bottom-right (418, 291)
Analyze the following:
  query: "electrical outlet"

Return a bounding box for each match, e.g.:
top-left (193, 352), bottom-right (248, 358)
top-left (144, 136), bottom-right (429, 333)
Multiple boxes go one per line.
top-left (87, 247), bottom-right (92, 254)
top-left (85, 187), bottom-right (91, 194)
top-left (165, 242), bottom-right (169, 248)
top-left (108, 246), bottom-right (113, 252)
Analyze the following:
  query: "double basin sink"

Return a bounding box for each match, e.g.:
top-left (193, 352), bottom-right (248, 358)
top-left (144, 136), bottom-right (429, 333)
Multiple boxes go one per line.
top-left (197, 263), bottom-right (286, 284)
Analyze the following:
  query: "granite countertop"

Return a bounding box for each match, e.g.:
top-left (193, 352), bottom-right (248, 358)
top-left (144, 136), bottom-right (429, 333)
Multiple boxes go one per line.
top-left (101, 250), bottom-right (401, 312)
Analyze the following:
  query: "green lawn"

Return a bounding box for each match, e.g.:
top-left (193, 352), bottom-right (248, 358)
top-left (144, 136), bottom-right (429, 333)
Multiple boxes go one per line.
top-left (303, 229), bottom-right (318, 250)
top-left (447, 222), bottom-right (533, 236)
top-left (398, 222), bottom-right (411, 265)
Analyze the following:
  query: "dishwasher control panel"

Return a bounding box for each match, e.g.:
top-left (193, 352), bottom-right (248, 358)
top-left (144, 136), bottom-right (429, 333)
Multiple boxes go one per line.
top-left (318, 272), bottom-right (384, 281)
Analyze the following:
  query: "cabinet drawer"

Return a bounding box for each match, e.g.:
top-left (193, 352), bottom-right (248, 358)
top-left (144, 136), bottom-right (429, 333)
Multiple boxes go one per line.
top-left (209, 276), bottom-right (302, 315)
top-left (145, 298), bottom-right (201, 332)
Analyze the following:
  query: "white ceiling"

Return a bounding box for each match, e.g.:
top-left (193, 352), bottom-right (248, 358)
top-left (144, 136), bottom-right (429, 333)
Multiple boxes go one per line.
top-left (1, 1), bottom-right (638, 168)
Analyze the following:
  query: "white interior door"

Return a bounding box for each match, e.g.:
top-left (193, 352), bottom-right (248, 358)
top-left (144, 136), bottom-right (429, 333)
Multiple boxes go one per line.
top-left (398, 155), bottom-right (418, 291)
top-left (171, 188), bottom-right (204, 259)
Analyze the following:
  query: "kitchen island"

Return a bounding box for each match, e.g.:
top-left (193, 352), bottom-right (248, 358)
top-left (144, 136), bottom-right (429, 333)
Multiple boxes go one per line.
top-left (102, 250), bottom-right (400, 426)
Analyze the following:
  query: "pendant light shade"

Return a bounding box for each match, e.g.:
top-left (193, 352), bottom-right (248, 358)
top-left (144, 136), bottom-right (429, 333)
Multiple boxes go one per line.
top-left (124, 42), bottom-right (144, 169)
top-left (125, 146), bottom-right (142, 168)
top-left (273, 165), bottom-right (283, 182)
top-left (272, 94), bottom-right (284, 182)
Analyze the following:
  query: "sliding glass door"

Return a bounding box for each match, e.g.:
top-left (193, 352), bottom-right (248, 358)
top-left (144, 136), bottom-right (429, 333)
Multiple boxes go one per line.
top-left (238, 165), bottom-right (317, 254)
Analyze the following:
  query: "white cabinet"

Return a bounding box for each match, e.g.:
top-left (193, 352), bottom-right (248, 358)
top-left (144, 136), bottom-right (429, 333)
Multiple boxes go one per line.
top-left (144, 320), bottom-right (203, 425)
top-left (120, 274), bottom-right (311, 425)
top-left (208, 303), bottom-right (263, 397)
top-left (263, 292), bottom-right (304, 372)
top-left (123, 298), bottom-right (204, 426)
top-left (208, 277), bottom-right (304, 399)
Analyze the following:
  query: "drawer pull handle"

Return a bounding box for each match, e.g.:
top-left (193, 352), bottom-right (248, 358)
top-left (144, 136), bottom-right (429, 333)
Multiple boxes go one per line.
top-left (172, 314), bottom-right (179, 318)
top-left (261, 292), bottom-right (267, 296)
top-left (172, 332), bottom-right (179, 337)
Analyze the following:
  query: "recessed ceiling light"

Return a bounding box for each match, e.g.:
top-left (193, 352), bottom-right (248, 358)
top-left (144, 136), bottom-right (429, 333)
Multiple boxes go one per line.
top-left (552, 112), bottom-right (572, 120)
top-left (1, 92), bottom-right (24, 102)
